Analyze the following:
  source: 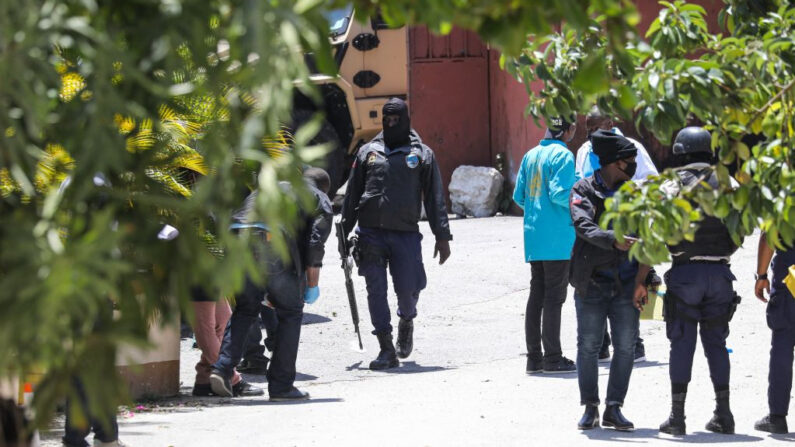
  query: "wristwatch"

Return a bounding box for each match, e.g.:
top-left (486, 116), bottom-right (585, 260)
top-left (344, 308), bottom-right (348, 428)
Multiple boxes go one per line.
top-left (755, 273), bottom-right (768, 281)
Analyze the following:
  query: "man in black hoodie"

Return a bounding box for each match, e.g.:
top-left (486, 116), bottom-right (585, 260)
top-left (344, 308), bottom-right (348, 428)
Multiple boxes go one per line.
top-left (569, 130), bottom-right (650, 432)
top-left (341, 98), bottom-right (452, 370)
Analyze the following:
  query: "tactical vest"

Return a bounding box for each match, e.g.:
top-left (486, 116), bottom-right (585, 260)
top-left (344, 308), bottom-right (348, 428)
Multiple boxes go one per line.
top-left (667, 166), bottom-right (738, 263)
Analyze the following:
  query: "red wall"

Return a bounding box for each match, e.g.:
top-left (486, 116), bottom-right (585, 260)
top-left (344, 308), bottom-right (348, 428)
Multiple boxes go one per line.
top-left (409, 27), bottom-right (491, 199)
top-left (488, 51), bottom-right (547, 183)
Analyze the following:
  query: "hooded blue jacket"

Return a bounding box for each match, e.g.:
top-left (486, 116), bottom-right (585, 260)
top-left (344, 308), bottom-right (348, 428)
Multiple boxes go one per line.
top-left (513, 139), bottom-right (576, 261)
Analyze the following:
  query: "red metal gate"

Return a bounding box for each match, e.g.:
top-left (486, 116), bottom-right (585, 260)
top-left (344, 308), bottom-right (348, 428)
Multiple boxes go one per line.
top-left (409, 26), bottom-right (491, 193)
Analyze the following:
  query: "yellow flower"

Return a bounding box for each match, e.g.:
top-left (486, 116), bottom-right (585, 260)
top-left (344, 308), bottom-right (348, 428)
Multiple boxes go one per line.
top-left (59, 72), bottom-right (86, 102)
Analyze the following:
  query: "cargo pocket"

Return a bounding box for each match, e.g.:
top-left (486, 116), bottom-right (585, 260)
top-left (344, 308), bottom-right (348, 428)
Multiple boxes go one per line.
top-left (767, 294), bottom-right (789, 331)
top-left (666, 318), bottom-right (685, 341)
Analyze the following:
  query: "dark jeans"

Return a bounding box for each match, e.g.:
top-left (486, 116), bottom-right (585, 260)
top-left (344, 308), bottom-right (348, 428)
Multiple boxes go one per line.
top-left (665, 264), bottom-right (734, 388)
top-left (63, 379), bottom-right (118, 447)
top-left (213, 231), bottom-right (305, 394)
top-left (357, 227), bottom-right (427, 334)
top-left (526, 260), bottom-right (569, 363)
top-left (242, 304), bottom-right (278, 363)
top-left (576, 277), bottom-right (639, 406)
top-left (601, 329), bottom-right (643, 352)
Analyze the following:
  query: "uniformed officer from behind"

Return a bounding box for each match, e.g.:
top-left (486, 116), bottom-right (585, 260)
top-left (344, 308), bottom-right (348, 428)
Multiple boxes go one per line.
top-left (753, 234), bottom-right (795, 434)
top-left (341, 97), bottom-right (452, 370)
top-left (658, 127), bottom-right (743, 436)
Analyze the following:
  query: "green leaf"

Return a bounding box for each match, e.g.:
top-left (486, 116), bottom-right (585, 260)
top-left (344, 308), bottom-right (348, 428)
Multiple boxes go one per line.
top-left (572, 54), bottom-right (609, 94)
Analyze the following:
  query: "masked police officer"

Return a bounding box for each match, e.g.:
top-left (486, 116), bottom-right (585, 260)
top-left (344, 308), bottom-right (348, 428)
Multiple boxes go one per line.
top-left (341, 97), bottom-right (452, 370)
top-left (659, 127), bottom-right (742, 435)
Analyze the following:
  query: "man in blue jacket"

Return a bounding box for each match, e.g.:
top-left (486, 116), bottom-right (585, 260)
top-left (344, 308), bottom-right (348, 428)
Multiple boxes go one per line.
top-left (513, 116), bottom-right (578, 374)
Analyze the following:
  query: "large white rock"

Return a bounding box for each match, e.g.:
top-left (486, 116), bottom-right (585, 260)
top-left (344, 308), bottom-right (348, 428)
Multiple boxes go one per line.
top-left (449, 165), bottom-right (504, 218)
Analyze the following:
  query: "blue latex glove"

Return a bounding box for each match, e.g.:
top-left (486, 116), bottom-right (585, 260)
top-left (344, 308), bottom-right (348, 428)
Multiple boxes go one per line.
top-left (304, 286), bottom-right (320, 304)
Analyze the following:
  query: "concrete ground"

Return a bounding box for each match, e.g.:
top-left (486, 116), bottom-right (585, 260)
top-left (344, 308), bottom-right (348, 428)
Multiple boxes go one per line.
top-left (41, 216), bottom-right (794, 446)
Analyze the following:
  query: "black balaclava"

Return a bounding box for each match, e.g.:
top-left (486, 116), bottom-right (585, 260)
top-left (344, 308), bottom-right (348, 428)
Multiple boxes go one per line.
top-left (382, 97), bottom-right (411, 149)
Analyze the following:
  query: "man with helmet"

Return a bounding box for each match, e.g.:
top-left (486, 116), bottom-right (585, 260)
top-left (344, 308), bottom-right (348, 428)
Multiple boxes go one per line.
top-left (340, 97), bottom-right (452, 371)
top-left (658, 127), bottom-right (743, 436)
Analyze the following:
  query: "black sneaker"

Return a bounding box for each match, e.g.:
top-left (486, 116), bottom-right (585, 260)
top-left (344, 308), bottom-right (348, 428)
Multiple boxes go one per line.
top-left (191, 383), bottom-right (215, 397)
top-left (598, 347), bottom-right (611, 363)
top-left (209, 369), bottom-right (233, 397)
top-left (634, 342), bottom-right (646, 363)
top-left (755, 414), bottom-right (788, 434)
top-left (543, 357), bottom-right (576, 374)
top-left (237, 358), bottom-right (269, 375)
top-left (269, 387), bottom-right (310, 402)
top-left (232, 380), bottom-right (264, 397)
top-left (526, 356), bottom-right (543, 374)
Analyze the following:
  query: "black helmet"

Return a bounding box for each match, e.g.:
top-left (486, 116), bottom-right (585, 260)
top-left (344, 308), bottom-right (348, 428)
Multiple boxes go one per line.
top-left (672, 126), bottom-right (712, 155)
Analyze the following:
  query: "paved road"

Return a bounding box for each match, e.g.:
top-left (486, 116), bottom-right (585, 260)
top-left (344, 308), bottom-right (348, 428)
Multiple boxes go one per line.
top-left (41, 216), bottom-right (793, 446)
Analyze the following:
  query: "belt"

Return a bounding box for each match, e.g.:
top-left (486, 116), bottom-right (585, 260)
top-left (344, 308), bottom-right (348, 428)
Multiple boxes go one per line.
top-left (229, 223), bottom-right (272, 241)
top-left (672, 258), bottom-right (730, 267)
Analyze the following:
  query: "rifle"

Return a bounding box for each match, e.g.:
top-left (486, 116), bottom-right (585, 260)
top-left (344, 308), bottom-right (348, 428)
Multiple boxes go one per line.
top-left (336, 219), bottom-right (363, 350)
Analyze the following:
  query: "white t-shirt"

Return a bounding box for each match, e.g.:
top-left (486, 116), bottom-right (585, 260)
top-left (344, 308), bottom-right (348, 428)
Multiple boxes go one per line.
top-left (575, 128), bottom-right (658, 180)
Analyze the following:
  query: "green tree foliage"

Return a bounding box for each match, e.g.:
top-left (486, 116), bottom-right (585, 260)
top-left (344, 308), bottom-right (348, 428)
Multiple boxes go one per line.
top-left (1, 0), bottom-right (645, 431)
top-left (0, 0), bottom-right (335, 428)
top-left (505, 0), bottom-right (795, 264)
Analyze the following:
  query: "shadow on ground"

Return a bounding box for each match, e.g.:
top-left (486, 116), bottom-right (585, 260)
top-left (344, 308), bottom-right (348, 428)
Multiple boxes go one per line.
top-left (582, 427), bottom-right (765, 443)
top-left (302, 313), bottom-right (332, 325)
top-left (596, 360), bottom-right (669, 370)
top-left (345, 360), bottom-right (452, 374)
top-left (239, 372), bottom-right (317, 382)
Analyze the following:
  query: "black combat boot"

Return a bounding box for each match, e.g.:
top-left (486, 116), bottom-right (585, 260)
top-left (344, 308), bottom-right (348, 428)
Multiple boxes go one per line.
top-left (369, 332), bottom-right (399, 370)
top-left (396, 318), bottom-right (414, 359)
top-left (755, 414), bottom-right (788, 434)
top-left (659, 393), bottom-right (687, 435)
top-left (705, 390), bottom-right (735, 434)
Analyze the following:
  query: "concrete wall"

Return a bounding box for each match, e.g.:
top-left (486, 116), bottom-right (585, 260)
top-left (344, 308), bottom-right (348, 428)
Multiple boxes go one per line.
top-left (117, 317), bottom-right (181, 399)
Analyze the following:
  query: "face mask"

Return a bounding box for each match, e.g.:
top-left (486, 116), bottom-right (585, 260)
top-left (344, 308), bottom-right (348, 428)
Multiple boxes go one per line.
top-left (620, 160), bottom-right (637, 179)
top-left (382, 98), bottom-right (411, 149)
top-left (383, 116), bottom-right (410, 149)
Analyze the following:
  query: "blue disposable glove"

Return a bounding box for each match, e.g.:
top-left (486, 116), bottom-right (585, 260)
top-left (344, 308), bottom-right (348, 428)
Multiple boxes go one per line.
top-left (304, 286), bottom-right (320, 304)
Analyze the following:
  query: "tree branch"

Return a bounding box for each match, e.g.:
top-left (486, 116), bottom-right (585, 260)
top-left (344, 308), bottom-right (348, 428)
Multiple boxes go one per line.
top-left (751, 78), bottom-right (795, 124)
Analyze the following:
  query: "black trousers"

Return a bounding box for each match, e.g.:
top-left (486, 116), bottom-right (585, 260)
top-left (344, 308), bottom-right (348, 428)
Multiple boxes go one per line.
top-left (63, 379), bottom-right (118, 447)
top-left (526, 260), bottom-right (569, 363)
top-left (213, 232), bottom-right (305, 395)
top-left (242, 304), bottom-right (278, 363)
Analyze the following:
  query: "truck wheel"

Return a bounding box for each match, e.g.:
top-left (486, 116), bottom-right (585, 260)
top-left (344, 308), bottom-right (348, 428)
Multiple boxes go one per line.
top-left (291, 110), bottom-right (345, 194)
